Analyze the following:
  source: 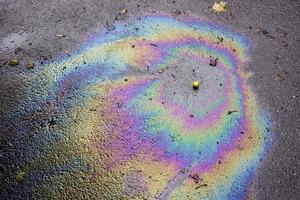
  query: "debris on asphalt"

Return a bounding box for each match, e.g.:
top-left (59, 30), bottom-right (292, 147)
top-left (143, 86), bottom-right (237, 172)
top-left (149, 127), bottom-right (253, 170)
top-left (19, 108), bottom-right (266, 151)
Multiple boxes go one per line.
top-left (256, 27), bottom-right (275, 39)
top-left (256, 27), bottom-right (269, 35)
top-left (9, 57), bottom-right (19, 66)
top-left (26, 61), bottom-right (34, 69)
top-left (281, 41), bottom-right (288, 47)
top-left (195, 183), bottom-right (208, 189)
top-left (275, 73), bottom-right (285, 81)
top-left (105, 21), bottom-right (116, 32)
top-left (193, 81), bottom-right (200, 90)
top-left (236, 144), bottom-right (244, 150)
top-left (276, 28), bottom-right (288, 37)
top-left (209, 56), bottom-right (218, 66)
top-left (280, 32), bottom-right (288, 37)
top-left (150, 43), bottom-right (158, 47)
top-left (217, 36), bottom-right (224, 43)
top-left (227, 110), bottom-right (238, 115)
top-left (273, 56), bottom-right (280, 64)
top-left (16, 170), bottom-right (27, 182)
top-left (117, 102), bottom-right (123, 108)
top-left (212, 1), bottom-right (228, 13)
top-left (189, 174), bottom-right (200, 184)
top-left (180, 168), bottom-right (188, 174)
top-left (172, 9), bottom-right (182, 16)
top-left (55, 34), bottom-right (66, 38)
top-left (14, 47), bottom-right (22, 54)
top-left (115, 9), bottom-right (128, 20)
top-left (64, 50), bottom-right (71, 56)
top-left (48, 117), bottom-right (56, 126)
top-left (120, 9), bottom-right (127, 14)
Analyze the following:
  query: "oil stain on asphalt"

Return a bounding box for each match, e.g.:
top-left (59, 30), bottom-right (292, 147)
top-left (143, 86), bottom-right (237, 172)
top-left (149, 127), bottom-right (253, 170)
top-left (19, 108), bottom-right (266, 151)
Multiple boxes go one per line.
top-left (0, 14), bottom-right (272, 199)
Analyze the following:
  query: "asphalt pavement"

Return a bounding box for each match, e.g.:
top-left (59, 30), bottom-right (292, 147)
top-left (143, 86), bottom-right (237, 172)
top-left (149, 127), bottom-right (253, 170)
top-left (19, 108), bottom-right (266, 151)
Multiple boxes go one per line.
top-left (0, 1), bottom-right (299, 199)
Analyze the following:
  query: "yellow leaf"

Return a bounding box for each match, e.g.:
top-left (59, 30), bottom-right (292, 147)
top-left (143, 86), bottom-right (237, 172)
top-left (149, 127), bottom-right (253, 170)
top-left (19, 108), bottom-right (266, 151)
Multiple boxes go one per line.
top-left (9, 57), bottom-right (19, 65)
top-left (16, 170), bottom-right (27, 181)
top-left (212, 1), bottom-right (228, 12)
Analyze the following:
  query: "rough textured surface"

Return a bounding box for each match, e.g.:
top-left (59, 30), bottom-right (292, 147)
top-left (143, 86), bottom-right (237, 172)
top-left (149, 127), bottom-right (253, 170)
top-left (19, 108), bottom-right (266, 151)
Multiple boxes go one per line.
top-left (0, 0), bottom-right (299, 199)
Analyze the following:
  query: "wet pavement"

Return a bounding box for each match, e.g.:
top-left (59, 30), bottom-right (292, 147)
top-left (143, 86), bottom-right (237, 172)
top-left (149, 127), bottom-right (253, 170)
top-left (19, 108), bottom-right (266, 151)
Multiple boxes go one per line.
top-left (0, 1), bottom-right (299, 199)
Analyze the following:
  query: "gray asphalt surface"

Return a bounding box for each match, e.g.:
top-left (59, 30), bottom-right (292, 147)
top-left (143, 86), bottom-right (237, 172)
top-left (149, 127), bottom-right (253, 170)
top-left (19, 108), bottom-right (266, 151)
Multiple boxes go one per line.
top-left (0, 0), bottom-right (299, 199)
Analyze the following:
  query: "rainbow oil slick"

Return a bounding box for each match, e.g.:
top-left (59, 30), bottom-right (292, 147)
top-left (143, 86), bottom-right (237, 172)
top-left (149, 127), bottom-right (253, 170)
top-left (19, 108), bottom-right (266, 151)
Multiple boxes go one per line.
top-left (4, 15), bottom-right (272, 199)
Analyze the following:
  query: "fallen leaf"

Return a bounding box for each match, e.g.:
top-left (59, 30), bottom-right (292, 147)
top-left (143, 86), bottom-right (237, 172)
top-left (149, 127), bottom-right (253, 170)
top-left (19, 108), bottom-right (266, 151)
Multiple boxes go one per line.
top-left (26, 61), bottom-right (34, 69)
top-left (212, 1), bottom-right (228, 13)
top-left (9, 57), bottom-right (19, 66)
top-left (16, 170), bottom-right (27, 181)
